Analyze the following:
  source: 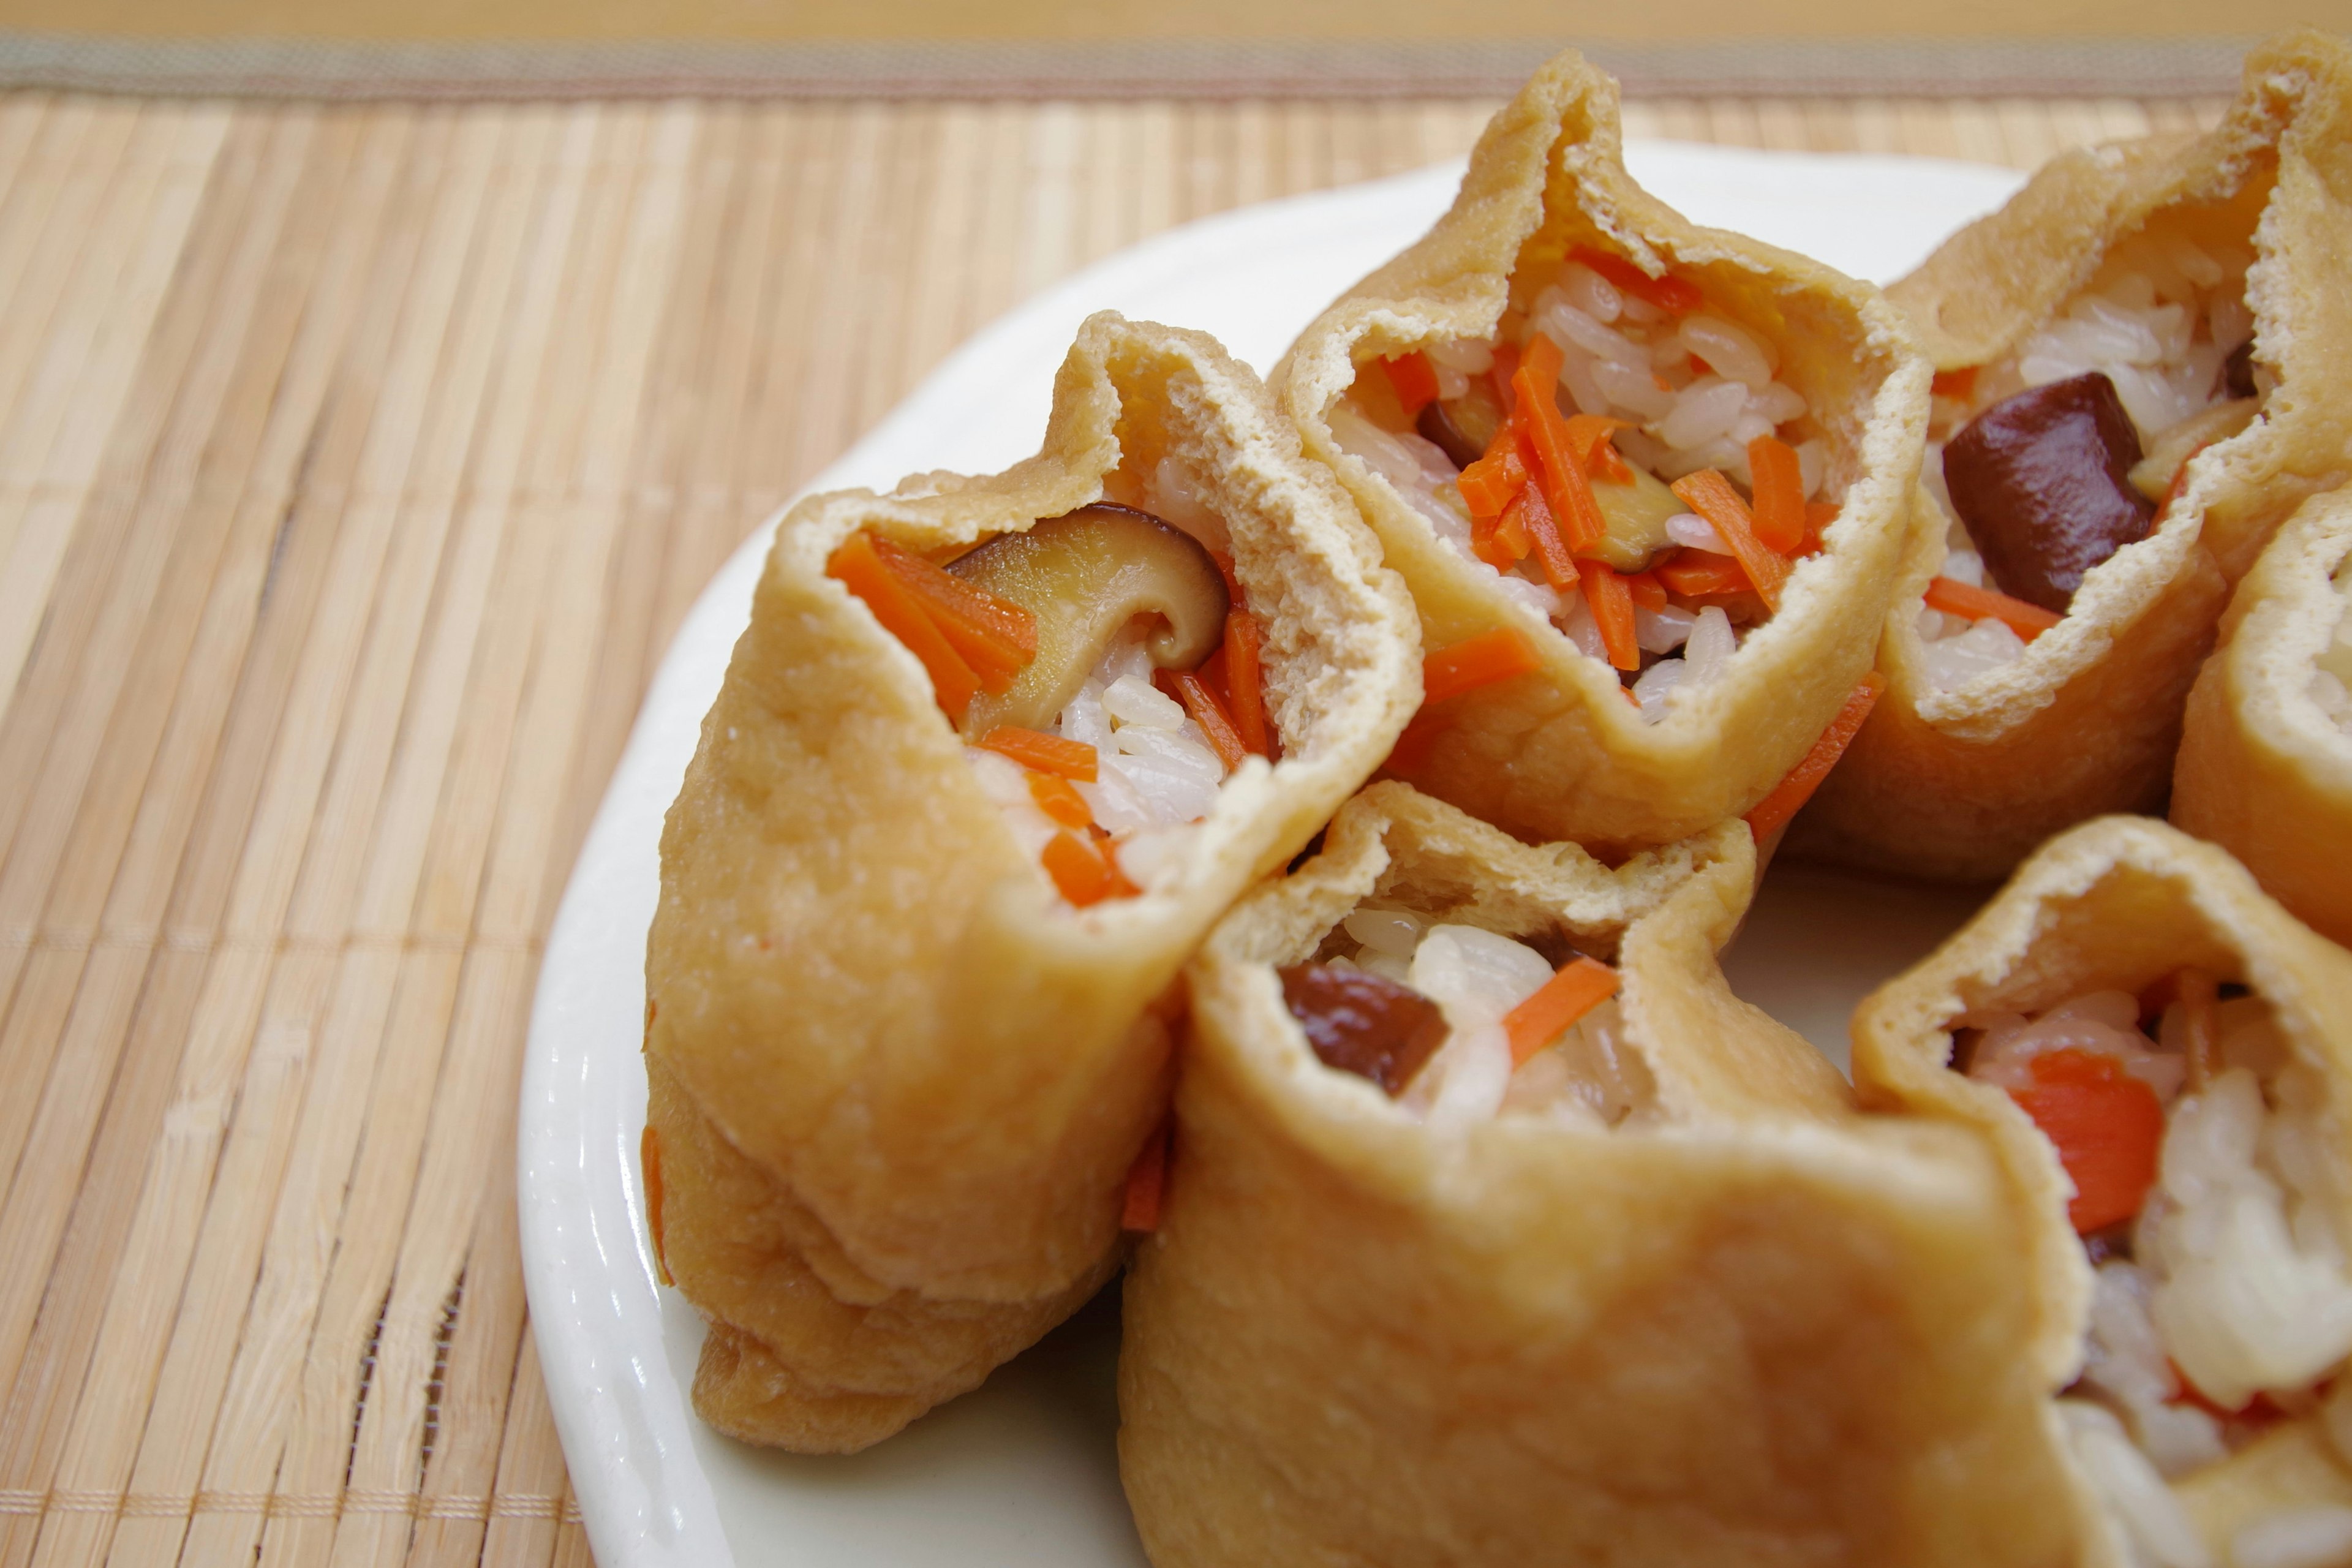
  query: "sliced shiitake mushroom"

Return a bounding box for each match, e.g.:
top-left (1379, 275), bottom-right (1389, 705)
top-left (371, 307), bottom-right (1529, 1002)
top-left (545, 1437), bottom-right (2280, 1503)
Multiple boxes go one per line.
top-left (1417, 385), bottom-right (1506, 470)
top-left (1587, 462), bottom-right (1685, 573)
top-left (949, 503), bottom-right (1229, 736)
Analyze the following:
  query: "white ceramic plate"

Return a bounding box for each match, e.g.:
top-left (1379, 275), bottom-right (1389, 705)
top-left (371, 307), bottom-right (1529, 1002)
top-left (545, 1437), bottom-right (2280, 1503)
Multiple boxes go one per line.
top-left (518, 141), bottom-right (2032, 1568)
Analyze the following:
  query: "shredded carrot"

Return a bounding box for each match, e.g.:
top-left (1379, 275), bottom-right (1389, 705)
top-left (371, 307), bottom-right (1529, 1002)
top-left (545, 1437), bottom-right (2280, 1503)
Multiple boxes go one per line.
top-left (1423, 627), bottom-right (1540, 706)
top-left (1198, 642), bottom-right (1232, 704)
top-left (1581, 562), bottom-right (1640, 672)
top-left (1744, 435), bottom-right (1807, 555)
top-left (2007, 1047), bottom-right (2165, 1232)
top-left (1516, 483), bottom-right (1580, 590)
top-left (1688, 353), bottom-right (1713, 377)
top-left (1502, 957), bottom-right (1621, 1066)
top-left (1222, 608), bottom-right (1277, 761)
top-left (1207, 549), bottom-right (1248, 608)
top-left (1457, 438), bottom-right (1531, 519)
top-left (1121, 1120), bottom-right (1170, 1231)
top-left (979, 725), bottom-right (1099, 781)
top-left (1670, 469), bottom-right (1790, 612)
top-left (1513, 334), bottom-right (1606, 551)
top-left (1489, 342), bottom-right (1521, 413)
top-left (870, 534), bottom-right (1037, 690)
top-left (1563, 413), bottom-right (1634, 484)
top-left (1654, 549), bottom-right (1749, 598)
top-left (827, 531), bottom-right (983, 718)
top-left (1624, 570), bottom-right (1667, 611)
top-left (1156, 668), bottom-right (1250, 772)
top-left (1570, 246), bottom-right (1704, 314)
top-left (641, 1125), bottom-right (671, 1286)
top-left (1026, 769), bottom-right (1093, 829)
top-left (1382, 352), bottom-right (1440, 415)
top-left (1042, 830), bottom-right (1126, 907)
top-left (1930, 365), bottom-right (1978, 401)
top-left (1923, 576), bottom-right (2062, 641)
top-left (1799, 500), bottom-right (1839, 557)
top-left (1743, 673), bottom-right (1884, 842)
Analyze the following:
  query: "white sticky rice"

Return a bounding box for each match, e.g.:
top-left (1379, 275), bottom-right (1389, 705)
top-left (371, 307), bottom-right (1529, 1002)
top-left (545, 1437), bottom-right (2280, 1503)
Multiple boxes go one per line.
top-left (1964, 984), bottom-right (2352, 1564)
top-left (1920, 224), bottom-right (2259, 692)
top-left (965, 464), bottom-right (1242, 902)
top-left (1314, 907), bottom-right (1649, 1126)
top-left (1332, 256), bottom-right (1831, 723)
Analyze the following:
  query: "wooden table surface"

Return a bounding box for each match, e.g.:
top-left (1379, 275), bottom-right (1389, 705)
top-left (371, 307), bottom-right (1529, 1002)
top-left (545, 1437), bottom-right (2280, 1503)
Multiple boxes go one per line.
top-left (0, 87), bottom-right (2223, 1568)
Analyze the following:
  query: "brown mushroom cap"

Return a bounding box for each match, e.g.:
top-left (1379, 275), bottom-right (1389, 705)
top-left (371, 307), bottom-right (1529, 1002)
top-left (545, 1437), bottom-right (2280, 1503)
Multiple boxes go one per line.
top-left (948, 503), bottom-right (1229, 735)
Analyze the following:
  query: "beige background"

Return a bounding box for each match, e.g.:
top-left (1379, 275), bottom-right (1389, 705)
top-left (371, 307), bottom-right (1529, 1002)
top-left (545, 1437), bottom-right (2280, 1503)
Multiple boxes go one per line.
top-left (7, 0), bottom-right (2327, 40)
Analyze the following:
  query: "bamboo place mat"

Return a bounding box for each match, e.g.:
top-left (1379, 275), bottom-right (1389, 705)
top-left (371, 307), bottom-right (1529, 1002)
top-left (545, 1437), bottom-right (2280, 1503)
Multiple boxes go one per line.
top-left (0, 89), bottom-right (2226, 1568)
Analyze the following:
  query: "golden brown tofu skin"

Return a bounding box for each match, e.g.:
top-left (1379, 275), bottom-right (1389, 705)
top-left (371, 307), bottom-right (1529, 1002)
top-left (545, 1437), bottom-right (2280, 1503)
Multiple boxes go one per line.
top-left (1120, 783), bottom-right (2070, 1568)
top-left (1794, 31), bottom-right (2352, 883)
top-left (2173, 486), bottom-right (2352, 949)
top-left (1852, 817), bottom-right (2352, 1568)
top-left (1277, 50), bottom-right (1928, 857)
top-left (646, 314), bottom-right (1419, 1451)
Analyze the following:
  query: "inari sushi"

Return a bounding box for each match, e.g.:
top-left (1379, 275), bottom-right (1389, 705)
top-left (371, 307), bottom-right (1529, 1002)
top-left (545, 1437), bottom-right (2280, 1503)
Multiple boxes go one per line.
top-left (1119, 783), bottom-right (2073, 1567)
top-left (1854, 816), bottom-right (2352, 1568)
top-left (1795, 30), bottom-right (2352, 882)
top-left (644, 312), bottom-right (1418, 1450)
top-left (2173, 485), bottom-right (2352, 949)
top-left (1280, 48), bottom-right (1926, 857)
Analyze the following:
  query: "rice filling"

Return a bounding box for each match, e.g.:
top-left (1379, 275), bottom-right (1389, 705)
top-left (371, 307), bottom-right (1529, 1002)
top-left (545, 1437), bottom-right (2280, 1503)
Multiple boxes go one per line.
top-left (1959, 976), bottom-right (2352, 1566)
top-left (1330, 249), bottom-right (1836, 725)
top-left (1919, 214), bottom-right (2266, 693)
top-left (1286, 903), bottom-right (1651, 1126)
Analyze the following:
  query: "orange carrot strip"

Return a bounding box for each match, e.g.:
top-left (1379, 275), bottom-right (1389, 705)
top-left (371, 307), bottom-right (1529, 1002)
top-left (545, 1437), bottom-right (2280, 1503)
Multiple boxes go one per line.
top-left (1207, 549), bottom-right (1248, 608)
top-left (641, 1125), bottom-right (671, 1286)
top-left (1488, 342), bottom-right (1521, 413)
top-left (1930, 365), bottom-right (1978, 401)
top-left (1570, 245), bottom-right (1703, 314)
top-left (1923, 576), bottom-right (2062, 642)
top-left (1423, 627), bottom-right (1541, 706)
top-left (1223, 608), bottom-right (1278, 761)
top-left (1457, 439), bottom-right (1529, 519)
top-left (979, 725), bottom-right (1099, 782)
top-left (1624, 570), bottom-right (1667, 611)
top-left (871, 534), bottom-right (1037, 690)
top-left (1491, 502), bottom-right (1531, 564)
top-left (1121, 1120), bottom-right (1171, 1231)
top-left (1744, 435), bottom-right (1807, 554)
top-left (1670, 469), bottom-right (1789, 613)
top-left (1517, 483), bottom-right (1580, 590)
top-left (1382, 352), bottom-right (1439, 416)
top-left (1563, 413), bottom-right (1633, 484)
top-left (2008, 1047), bottom-right (2165, 1233)
top-left (1042, 829), bottom-right (1123, 907)
top-left (1502, 956), bottom-right (1621, 1066)
top-left (1156, 668), bottom-right (1250, 772)
top-left (1654, 549), bottom-right (1749, 598)
top-left (827, 531), bottom-right (982, 718)
top-left (1743, 673), bottom-right (1883, 842)
top-left (1581, 561), bottom-right (1640, 672)
top-left (1026, 769), bottom-right (1093, 829)
top-left (1513, 335), bottom-right (1605, 552)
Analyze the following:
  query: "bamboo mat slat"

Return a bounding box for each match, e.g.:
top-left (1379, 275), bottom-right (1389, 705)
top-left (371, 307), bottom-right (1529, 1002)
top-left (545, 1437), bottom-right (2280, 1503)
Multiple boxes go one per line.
top-left (0, 88), bottom-right (2226, 1568)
